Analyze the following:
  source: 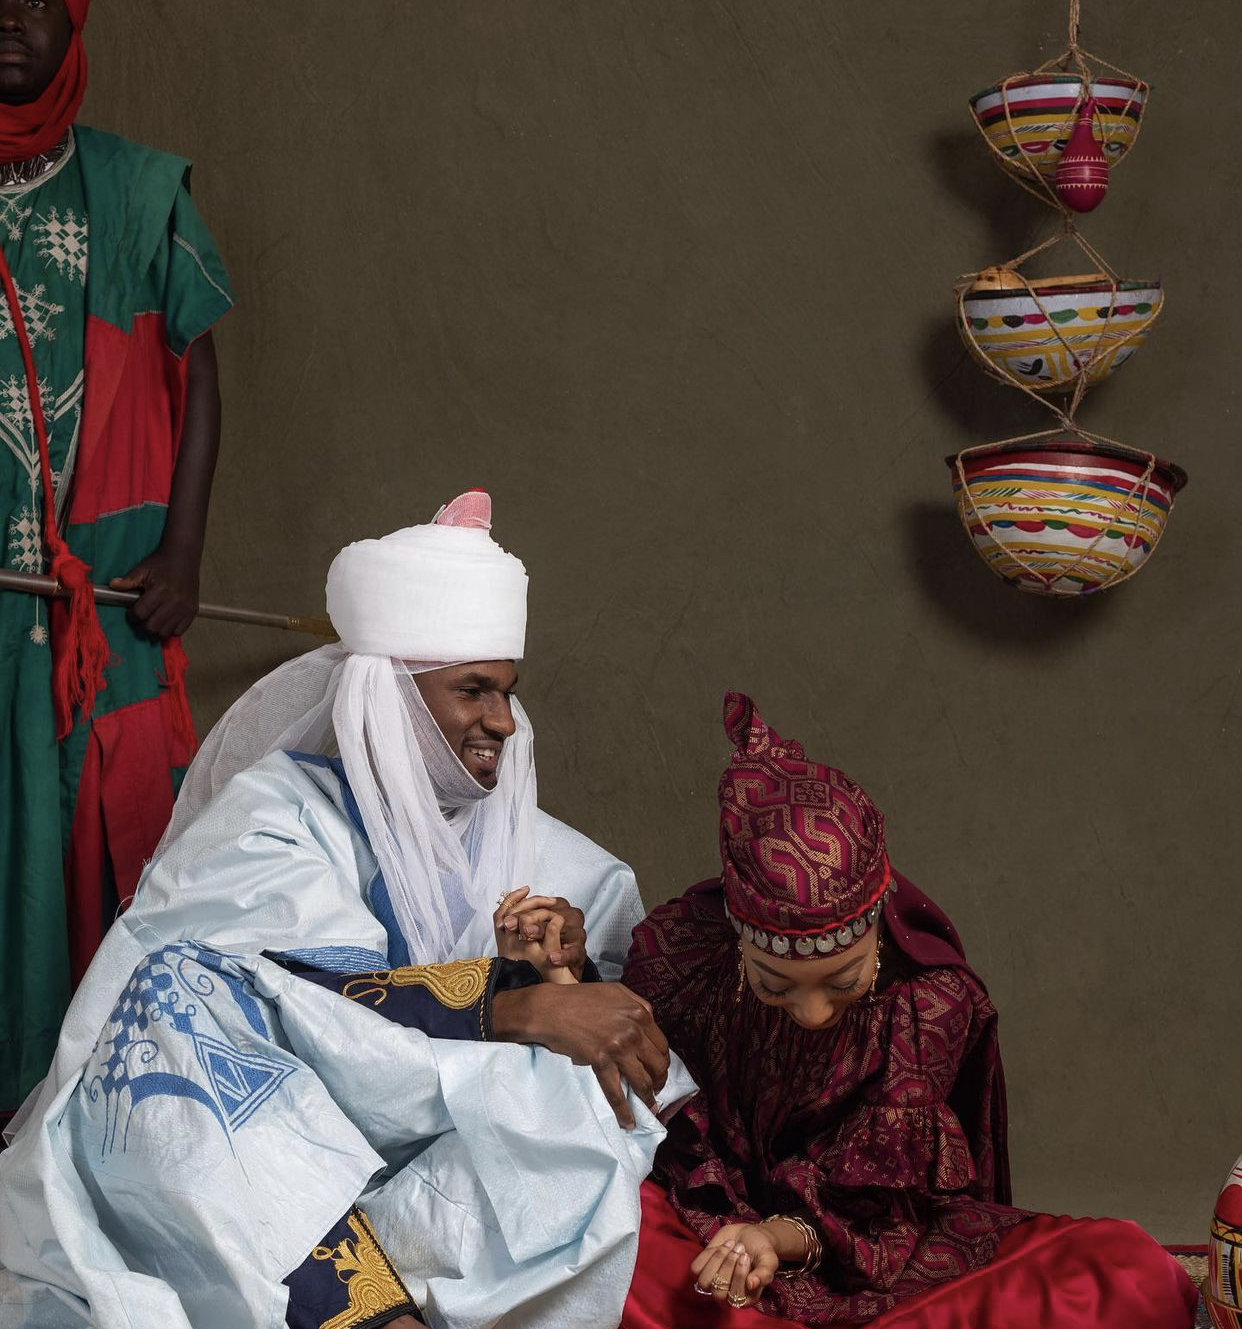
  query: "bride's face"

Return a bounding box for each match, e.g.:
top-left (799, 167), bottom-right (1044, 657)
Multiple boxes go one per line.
top-left (740, 927), bottom-right (880, 1031)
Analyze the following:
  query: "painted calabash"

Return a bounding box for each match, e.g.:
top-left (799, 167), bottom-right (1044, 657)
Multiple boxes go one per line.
top-left (1207, 1156), bottom-right (1242, 1329)
top-left (960, 272), bottom-right (1163, 391)
top-left (946, 439), bottom-right (1187, 597)
top-left (970, 75), bottom-right (1147, 185)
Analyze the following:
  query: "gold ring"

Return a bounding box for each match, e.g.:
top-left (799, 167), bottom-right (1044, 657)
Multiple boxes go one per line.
top-left (496, 892), bottom-right (510, 907)
top-left (728, 1293), bottom-right (748, 1308)
top-left (711, 1278), bottom-right (729, 1291)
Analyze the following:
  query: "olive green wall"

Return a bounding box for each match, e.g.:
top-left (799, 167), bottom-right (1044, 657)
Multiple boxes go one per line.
top-left (86, 2), bottom-right (1238, 1242)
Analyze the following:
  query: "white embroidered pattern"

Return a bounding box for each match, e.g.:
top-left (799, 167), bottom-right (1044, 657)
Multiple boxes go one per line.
top-left (0, 281), bottom-right (64, 344)
top-left (0, 370), bottom-right (83, 581)
top-left (0, 195), bottom-right (32, 242)
top-left (34, 205), bottom-right (88, 285)
top-left (6, 503), bottom-right (41, 574)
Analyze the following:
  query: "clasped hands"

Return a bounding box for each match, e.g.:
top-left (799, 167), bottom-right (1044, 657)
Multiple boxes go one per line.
top-left (493, 886), bottom-right (585, 982)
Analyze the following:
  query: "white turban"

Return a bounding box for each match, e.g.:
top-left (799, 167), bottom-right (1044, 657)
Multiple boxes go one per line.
top-left (326, 491), bottom-right (528, 661)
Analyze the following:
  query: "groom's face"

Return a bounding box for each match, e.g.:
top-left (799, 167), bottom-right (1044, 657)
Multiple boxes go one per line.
top-left (413, 661), bottom-right (519, 789)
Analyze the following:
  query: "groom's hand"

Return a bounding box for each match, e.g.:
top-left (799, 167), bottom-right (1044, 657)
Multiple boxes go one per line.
top-left (497, 892), bottom-right (587, 979)
top-left (491, 981), bottom-right (669, 1129)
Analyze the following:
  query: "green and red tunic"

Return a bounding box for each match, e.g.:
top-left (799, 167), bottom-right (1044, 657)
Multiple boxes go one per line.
top-left (0, 124), bottom-right (232, 1113)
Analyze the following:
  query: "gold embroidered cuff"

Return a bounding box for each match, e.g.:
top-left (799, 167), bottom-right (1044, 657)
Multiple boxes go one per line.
top-left (310, 1207), bottom-right (417, 1329)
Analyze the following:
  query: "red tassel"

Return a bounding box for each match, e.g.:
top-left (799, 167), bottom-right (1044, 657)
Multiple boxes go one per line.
top-left (160, 637), bottom-right (198, 758)
top-left (1055, 98), bottom-right (1110, 213)
top-left (48, 544), bottom-right (111, 739)
top-left (0, 238), bottom-right (110, 737)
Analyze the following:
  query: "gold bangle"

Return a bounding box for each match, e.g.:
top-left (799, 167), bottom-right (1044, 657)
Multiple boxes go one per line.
top-left (760, 1213), bottom-right (822, 1277)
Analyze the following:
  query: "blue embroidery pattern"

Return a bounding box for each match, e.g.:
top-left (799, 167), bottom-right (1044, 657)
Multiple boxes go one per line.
top-left (85, 944), bottom-right (293, 1155)
top-left (275, 945), bottom-right (390, 975)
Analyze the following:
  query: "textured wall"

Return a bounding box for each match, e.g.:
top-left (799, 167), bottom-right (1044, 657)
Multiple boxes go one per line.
top-left (85, 2), bottom-right (1238, 1241)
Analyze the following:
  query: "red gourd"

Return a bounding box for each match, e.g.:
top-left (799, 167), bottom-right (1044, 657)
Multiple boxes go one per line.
top-left (1055, 98), bottom-right (1109, 212)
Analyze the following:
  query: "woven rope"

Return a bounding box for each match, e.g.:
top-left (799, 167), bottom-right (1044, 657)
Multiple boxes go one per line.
top-left (952, 425), bottom-right (1169, 596)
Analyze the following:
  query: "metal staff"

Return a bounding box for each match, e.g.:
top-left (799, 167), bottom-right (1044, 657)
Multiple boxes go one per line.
top-left (0, 567), bottom-right (338, 639)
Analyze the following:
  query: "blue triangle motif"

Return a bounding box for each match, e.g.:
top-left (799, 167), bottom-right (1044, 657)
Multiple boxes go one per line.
top-left (192, 1034), bottom-right (293, 1129)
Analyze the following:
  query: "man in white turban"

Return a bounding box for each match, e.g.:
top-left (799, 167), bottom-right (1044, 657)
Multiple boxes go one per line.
top-left (0, 491), bottom-right (687, 1329)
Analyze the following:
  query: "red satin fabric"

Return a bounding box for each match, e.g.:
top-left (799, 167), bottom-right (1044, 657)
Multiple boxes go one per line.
top-left (0, 0), bottom-right (90, 164)
top-left (621, 1182), bottom-right (1198, 1329)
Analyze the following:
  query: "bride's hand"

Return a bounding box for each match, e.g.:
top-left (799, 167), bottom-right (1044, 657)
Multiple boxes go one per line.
top-left (690, 1223), bottom-right (781, 1308)
top-left (493, 888), bottom-right (580, 983)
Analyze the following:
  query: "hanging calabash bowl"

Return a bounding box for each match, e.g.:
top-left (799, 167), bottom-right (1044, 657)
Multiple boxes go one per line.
top-left (969, 74), bottom-right (1148, 205)
top-left (946, 434), bottom-right (1187, 597)
top-left (958, 267), bottom-right (1163, 393)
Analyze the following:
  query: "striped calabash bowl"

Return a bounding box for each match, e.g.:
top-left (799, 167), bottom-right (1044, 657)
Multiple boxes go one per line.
top-left (960, 276), bottom-right (1163, 392)
top-left (970, 75), bottom-right (1147, 183)
top-left (946, 439), bottom-right (1187, 597)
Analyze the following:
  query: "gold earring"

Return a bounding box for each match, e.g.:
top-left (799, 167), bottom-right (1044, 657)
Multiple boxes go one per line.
top-left (736, 945), bottom-right (747, 1001)
top-left (868, 934), bottom-right (883, 1000)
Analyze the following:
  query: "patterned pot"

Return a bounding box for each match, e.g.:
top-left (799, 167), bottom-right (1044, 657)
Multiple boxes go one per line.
top-left (960, 275), bottom-right (1163, 391)
top-left (1207, 1157), bottom-right (1242, 1328)
top-left (946, 439), bottom-right (1187, 597)
top-left (970, 75), bottom-right (1147, 184)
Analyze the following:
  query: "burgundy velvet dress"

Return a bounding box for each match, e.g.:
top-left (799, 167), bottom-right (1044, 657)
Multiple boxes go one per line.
top-left (619, 876), bottom-right (1196, 1328)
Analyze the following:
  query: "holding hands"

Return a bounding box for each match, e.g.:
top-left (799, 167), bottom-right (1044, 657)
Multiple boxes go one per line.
top-left (493, 887), bottom-right (586, 983)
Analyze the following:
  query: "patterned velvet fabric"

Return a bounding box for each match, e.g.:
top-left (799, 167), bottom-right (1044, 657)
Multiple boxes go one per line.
top-left (623, 876), bottom-right (1027, 1324)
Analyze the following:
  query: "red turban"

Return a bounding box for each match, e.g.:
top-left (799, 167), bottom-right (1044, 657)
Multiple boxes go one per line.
top-left (0, 0), bottom-right (90, 164)
top-left (718, 692), bottom-right (893, 959)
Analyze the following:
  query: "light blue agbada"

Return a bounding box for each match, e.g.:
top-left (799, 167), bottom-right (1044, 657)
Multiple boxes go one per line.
top-left (0, 751), bottom-right (692, 1329)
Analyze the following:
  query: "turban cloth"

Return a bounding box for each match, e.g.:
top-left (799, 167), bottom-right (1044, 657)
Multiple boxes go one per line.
top-left (718, 691), bottom-right (892, 958)
top-left (0, 0), bottom-right (90, 164)
top-left (326, 490), bottom-right (528, 661)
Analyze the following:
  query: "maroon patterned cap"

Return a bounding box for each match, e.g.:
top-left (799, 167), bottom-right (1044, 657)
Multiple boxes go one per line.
top-left (718, 692), bottom-right (892, 959)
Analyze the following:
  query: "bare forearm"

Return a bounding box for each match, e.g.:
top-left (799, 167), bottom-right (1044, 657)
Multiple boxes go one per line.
top-left (490, 983), bottom-right (544, 1043)
top-left (163, 331), bottom-right (221, 557)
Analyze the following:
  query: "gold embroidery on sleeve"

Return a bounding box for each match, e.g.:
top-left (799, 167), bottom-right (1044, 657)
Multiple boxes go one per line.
top-left (311, 1208), bottom-right (412, 1329)
top-left (340, 957), bottom-right (492, 1010)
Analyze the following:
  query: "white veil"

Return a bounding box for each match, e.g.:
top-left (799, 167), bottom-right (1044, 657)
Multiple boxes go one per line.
top-left (163, 643), bottom-right (538, 965)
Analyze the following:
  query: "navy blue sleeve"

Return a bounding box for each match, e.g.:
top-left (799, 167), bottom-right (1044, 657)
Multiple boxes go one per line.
top-left (271, 954), bottom-right (542, 1041)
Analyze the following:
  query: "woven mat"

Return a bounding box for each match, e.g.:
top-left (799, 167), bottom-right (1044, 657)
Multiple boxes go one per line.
top-left (1173, 1249), bottom-right (1208, 1283)
top-left (1168, 1249), bottom-right (1212, 1327)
